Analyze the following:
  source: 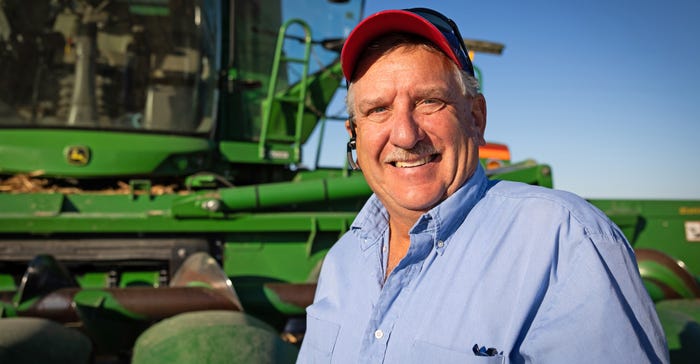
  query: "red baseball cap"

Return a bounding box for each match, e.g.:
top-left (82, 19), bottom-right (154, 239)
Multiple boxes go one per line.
top-left (340, 8), bottom-right (474, 81)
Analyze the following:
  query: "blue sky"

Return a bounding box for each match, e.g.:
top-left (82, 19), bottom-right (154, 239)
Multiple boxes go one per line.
top-left (310, 0), bottom-right (700, 200)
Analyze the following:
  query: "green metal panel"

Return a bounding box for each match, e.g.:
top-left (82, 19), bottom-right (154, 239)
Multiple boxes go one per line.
top-left (0, 130), bottom-right (213, 177)
top-left (76, 272), bottom-right (110, 289)
top-left (0, 274), bottom-right (15, 291)
top-left (219, 141), bottom-right (297, 164)
top-left (655, 299), bottom-right (700, 363)
top-left (486, 161), bottom-right (554, 188)
top-left (224, 240), bottom-right (325, 283)
top-left (0, 210), bottom-right (358, 234)
top-left (120, 271), bottom-right (161, 288)
top-left (590, 199), bottom-right (700, 278)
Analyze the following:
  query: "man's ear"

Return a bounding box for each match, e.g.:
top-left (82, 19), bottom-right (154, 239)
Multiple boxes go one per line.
top-left (345, 119), bottom-right (357, 138)
top-left (345, 119), bottom-right (360, 170)
top-left (470, 94), bottom-right (487, 145)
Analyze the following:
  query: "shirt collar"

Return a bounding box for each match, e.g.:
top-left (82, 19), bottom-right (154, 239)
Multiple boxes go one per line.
top-left (421, 164), bottom-right (489, 254)
top-left (352, 194), bottom-right (389, 251)
top-left (351, 164), bottom-right (490, 253)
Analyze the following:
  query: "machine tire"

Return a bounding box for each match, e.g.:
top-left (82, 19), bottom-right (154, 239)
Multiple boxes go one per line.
top-left (132, 310), bottom-right (298, 364)
top-left (0, 317), bottom-right (92, 363)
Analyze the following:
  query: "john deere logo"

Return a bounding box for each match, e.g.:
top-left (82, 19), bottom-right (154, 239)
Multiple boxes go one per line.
top-left (66, 146), bottom-right (91, 166)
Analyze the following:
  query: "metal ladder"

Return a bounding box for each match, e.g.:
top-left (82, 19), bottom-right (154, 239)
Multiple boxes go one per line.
top-left (258, 19), bottom-right (312, 161)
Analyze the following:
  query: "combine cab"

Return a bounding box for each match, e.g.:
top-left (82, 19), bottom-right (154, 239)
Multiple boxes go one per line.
top-left (0, 0), bottom-right (697, 362)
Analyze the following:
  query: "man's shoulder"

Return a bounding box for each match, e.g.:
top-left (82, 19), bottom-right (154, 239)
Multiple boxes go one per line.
top-left (485, 180), bottom-right (591, 210)
top-left (326, 227), bottom-right (363, 258)
top-left (484, 180), bottom-right (613, 231)
top-left (324, 216), bottom-right (381, 265)
top-left (320, 194), bottom-right (388, 269)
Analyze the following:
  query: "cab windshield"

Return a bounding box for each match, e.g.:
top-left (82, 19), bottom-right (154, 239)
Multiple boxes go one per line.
top-left (0, 0), bottom-right (363, 136)
top-left (0, 0), bottom-right (220, 134)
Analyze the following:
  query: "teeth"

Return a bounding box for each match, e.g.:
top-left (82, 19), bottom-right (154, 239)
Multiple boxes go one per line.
top-left (395, 155), bottom-right (432, 168)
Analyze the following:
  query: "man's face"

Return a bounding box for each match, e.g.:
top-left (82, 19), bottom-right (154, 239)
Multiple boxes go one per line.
top-left (347, 46), bottom-right (486, 220)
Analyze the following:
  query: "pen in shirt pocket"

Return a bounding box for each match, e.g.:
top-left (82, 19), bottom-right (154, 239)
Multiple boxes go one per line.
top-left (473, 344), bottom-right (502, 357)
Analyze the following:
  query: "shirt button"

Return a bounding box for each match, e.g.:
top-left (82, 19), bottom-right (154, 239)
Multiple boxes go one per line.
top-left (374, 329), bottom-right (384, 339)
top-left (437, 240), bottom-right (445, 248)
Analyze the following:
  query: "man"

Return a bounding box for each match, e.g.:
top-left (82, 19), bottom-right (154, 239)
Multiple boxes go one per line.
top-left (297, 8), bottom-right (667, 363)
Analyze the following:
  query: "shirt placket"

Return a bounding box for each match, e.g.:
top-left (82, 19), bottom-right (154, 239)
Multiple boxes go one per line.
top-left (359, 230), bottom-right (434, 363)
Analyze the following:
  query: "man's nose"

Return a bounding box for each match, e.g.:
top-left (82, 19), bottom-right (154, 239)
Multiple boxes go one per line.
top-left (389, 108), bottom-right (424, 149)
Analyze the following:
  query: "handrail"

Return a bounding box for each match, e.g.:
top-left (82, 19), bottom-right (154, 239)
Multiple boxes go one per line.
top-left (259, 19), bottom-right (312, 162)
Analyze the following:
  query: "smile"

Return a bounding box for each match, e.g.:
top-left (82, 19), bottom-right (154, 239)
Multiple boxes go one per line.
top-left (392, 154), bottom-right (438, 168)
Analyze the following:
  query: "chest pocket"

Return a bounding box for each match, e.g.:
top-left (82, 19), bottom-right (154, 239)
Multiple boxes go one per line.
top-left (299, 315), bottom-right (340, 363)
top-left (411, 340), bottom-right (505, 364)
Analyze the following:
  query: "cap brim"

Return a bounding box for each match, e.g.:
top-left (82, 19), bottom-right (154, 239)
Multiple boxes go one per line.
top-left (341, 10), bottom-right (462, 81)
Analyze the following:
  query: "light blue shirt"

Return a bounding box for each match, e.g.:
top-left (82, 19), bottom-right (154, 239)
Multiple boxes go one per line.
top-left (298, 165), bottom-right (668, 363)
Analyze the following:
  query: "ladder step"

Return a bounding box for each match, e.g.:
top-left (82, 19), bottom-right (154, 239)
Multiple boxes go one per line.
top-left (281, 57), bottom-right (307, 63)
top-left (275, 95), bottom-right (303, 103)
top-left (265, 136), bottom-right (296, 142)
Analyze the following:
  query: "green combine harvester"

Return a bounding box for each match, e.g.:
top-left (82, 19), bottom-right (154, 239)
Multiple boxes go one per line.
top-left (0, 0), bottom-right (697, 362)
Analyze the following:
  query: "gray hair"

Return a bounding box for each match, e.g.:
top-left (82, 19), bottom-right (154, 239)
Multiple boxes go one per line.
top-left (345, 33), bottom-right (480, 124)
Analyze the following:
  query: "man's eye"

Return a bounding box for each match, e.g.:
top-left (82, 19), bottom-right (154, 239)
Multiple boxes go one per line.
top-left (369, 106), bottom-right (387, 114)
top-left (416, 99), bottom-right (445, 113)
top-left (364, 106), bottom-right (390, 122)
